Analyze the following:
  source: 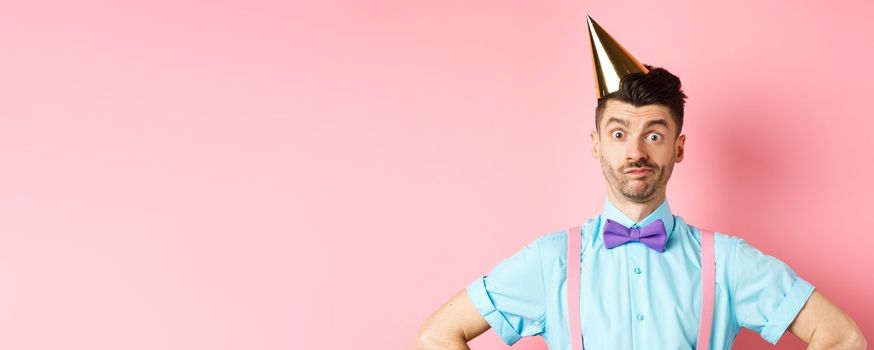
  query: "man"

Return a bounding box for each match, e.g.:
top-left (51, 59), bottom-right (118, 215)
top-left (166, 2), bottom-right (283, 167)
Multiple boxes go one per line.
top-left (417, 16), bottom-right (866, 350)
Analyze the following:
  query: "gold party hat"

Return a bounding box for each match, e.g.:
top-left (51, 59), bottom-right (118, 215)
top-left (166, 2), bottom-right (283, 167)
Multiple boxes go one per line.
top-left (586, 15), bottom-right (648, 98)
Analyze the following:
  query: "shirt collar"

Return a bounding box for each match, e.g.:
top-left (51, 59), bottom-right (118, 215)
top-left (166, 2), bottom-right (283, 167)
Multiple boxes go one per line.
top-left (599, 196), bottom-right (676, 242)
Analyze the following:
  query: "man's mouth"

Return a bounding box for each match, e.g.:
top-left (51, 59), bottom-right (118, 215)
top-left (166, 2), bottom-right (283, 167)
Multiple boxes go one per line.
top-left (625, 167), bottom-right (653, 176)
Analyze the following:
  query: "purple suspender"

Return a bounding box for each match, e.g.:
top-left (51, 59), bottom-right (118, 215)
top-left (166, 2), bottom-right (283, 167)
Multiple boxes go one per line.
top-left (566, 226), bottom-right (716, 350)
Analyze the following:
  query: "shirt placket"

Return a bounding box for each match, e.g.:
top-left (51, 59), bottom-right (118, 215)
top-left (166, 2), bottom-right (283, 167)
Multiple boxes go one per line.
top-left (627, 224), bottom-right (649, 350)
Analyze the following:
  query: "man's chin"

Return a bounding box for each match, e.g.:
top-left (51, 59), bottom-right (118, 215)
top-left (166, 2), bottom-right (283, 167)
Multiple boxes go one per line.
top-left (620, 186), bottom-right (657, 201)
top-left (622, 182), bottom-right (652, 192)
top-left (622, 193), bottom-right (656, 202)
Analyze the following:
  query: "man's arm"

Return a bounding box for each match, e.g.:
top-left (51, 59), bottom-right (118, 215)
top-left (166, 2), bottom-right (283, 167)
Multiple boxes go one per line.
top-left (789, 290), bottom-right (867, 349)
top-left (417, 289), bottom-right (490, 350)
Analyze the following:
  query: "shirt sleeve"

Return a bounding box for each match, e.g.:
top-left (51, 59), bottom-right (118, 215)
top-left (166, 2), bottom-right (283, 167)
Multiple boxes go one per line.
top-left (730, 238), bottom-right (815, 345)
top-left (466, 235), bottom-right (547, 345)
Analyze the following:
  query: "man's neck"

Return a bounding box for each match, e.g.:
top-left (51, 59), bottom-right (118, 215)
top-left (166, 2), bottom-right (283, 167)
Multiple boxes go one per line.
top-left (605, 189), bottom-right (666, 222)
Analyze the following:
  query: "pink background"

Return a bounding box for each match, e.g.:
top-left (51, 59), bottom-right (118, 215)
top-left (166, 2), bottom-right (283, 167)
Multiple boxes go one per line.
top-left (1, 1), bottom-right (871, 349)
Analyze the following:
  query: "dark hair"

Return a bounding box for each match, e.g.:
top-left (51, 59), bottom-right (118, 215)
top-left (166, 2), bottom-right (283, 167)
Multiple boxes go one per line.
top-left (595, 64), bottom-right (687, 139)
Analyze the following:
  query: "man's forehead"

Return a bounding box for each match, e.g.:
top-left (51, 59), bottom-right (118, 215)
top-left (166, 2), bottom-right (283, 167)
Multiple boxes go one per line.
top-left (601, 100), bottom-right (673, 128)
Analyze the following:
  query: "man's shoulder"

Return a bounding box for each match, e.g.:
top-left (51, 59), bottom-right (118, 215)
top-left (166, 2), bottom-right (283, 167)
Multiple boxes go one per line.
top-left (679, 218), bottom-right (749, 263)
top-left (524, 216), bottom-right (601, 257)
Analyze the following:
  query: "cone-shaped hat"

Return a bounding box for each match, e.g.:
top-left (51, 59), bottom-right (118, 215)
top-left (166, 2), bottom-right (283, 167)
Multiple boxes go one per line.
top-left (587, 15), bottom-right (648, 98)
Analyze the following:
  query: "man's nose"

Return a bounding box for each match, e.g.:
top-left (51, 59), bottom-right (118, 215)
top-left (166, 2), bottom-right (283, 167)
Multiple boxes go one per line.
top-left (625, 137), bottom-right (648, 161)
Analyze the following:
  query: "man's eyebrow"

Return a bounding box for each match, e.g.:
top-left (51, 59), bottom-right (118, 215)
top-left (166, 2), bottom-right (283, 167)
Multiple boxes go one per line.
top-left (642, 119), bottom-right (670, 130)
top-left (605, 117), bottom-right (670, 130)
top-left (605, 117), bottom-right (629, 128)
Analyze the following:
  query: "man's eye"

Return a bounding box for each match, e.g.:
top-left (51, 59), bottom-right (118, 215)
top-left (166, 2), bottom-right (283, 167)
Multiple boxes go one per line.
top-left (612, 131), bottom-right (623, 138)
top-left (648, 133), bottom-right (661, 141)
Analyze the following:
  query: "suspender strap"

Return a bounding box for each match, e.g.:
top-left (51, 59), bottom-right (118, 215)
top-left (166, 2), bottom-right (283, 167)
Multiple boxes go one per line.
top-left (566, 226), bottom-right (583, 350)
top-left (697, 229), bottom-right (715, 350)
top-left (565, 226), bottom-right (716, 350)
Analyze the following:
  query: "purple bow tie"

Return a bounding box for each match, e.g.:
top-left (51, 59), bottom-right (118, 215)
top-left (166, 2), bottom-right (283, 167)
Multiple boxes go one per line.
top-left (603, 218), bottom-right (667, 252)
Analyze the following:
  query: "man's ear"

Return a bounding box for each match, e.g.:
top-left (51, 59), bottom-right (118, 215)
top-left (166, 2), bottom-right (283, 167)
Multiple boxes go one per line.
top-left (675, 134), bottom-right (685, 162)
top-left (590, 130), bottom-right (599, 158)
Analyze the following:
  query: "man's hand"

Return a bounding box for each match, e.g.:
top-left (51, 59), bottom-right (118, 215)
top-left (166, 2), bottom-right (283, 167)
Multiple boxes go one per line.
top-left (417, 289), bottom-right (490, 350)
top-left (789, 290), bottom-right (867, 349)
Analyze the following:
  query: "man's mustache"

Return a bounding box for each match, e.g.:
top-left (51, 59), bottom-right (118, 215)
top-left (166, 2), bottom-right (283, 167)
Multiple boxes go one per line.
top-left (622, 161), bottom-right (657, 172)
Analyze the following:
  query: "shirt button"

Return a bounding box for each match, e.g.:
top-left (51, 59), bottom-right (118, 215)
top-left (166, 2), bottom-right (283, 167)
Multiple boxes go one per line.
top-left (636, 314), bottom-right (645, 321)
top-left (634, 267), bottom-right (642, 274)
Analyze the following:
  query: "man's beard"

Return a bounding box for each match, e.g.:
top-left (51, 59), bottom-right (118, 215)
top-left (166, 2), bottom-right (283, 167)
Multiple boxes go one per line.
top-left (599, 155), bottom-right (673, 202)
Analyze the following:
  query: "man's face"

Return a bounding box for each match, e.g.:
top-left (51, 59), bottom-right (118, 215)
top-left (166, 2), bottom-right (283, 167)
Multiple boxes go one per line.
top-left (590, 100), bottom-right (685, 203)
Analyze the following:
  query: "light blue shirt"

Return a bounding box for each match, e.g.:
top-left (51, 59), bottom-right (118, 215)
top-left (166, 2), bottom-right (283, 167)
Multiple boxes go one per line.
top-left (467, 196), bottom-right (815, 349)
